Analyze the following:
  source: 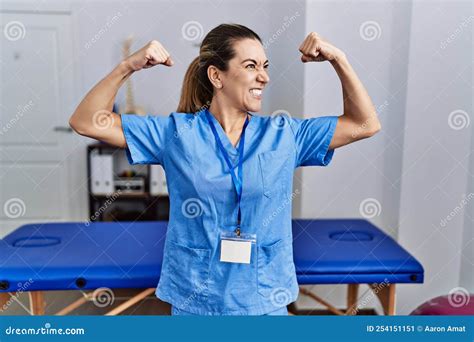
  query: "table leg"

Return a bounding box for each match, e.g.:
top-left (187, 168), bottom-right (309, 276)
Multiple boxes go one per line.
top-left (0, 292), bottom-right (11, 312)
top-left (346, 284), bottom-right (359, 315)
top-left (29, 291), bottom-right (45, 315)
top-left (105, 288), bottom-right (155, 316)
top-left (299, 286), bottom-right (346, 315)
top-left (55, 293), bottom-right (90, 315)
top-left (369, 283), bottom-right (396, 315)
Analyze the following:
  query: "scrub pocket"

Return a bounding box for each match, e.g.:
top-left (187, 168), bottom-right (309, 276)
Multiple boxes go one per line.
top-left (258, 150), bottom-right (292, 198)
top-left (166, 240), bottom-right (211, 299)
top-left (171, 305), bottom-right (198, 316)
top-left (257, 238), bottom-right (296, 299)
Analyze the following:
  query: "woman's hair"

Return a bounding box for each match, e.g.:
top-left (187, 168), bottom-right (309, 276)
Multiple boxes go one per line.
top-left (177, 23), bottom-right (262, 113)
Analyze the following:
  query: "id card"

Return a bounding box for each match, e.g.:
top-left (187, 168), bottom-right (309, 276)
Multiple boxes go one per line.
top-left (220, 231), bottom-right (256, 264)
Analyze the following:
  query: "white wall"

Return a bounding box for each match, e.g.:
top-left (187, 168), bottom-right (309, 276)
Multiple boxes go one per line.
top-left (459, 109), bottom-right (473, 291)
top-left (397, 0), bottom-right (472, 314)
top-left (459, 0), bottom-right (474, 293)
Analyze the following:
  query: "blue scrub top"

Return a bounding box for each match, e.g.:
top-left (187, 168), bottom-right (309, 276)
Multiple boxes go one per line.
top-left (121, 109), bottom-right (338, 315)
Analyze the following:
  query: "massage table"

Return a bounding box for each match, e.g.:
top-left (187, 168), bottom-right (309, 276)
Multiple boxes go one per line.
top-left (0, 219), bottom-right (423, 315)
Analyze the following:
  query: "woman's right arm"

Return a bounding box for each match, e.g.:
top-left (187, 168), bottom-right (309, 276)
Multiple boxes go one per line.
top-left (69, 40), bottom-right (174, 148)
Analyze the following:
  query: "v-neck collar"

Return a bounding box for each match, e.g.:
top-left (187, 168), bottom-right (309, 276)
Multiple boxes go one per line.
top-left (204, 108), bottom-right (255, 156)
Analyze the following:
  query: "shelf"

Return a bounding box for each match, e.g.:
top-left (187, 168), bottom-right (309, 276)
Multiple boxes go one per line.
top-left (91, 192), bottom-right (168, 199)
top-left (87, 142), bottom-right (124, 150)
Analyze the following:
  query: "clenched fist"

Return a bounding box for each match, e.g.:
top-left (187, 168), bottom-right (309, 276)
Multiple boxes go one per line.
top-left (125, 40), bottom-right (174, 71)
top-left (299, 32), bottom-right (344, 63)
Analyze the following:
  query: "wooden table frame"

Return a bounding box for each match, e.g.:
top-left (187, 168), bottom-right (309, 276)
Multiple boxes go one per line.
top-left (0, 288), bottom-right (155, 316)
top-left (289, 284), bottom-right (396, 315)
top-left (1, 284), bottom-right (396, 316)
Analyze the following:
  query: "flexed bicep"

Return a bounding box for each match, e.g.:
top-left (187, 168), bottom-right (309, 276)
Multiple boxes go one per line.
top-left (74, 110), bottom-right (127, 148)
top-left (329, 115), bottom-right (380, 150)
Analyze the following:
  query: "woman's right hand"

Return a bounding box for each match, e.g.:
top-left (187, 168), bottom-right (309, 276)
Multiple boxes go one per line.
top-left (125, 40), bottom-right (174, 71)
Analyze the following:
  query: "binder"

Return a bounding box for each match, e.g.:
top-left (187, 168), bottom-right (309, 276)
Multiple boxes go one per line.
top-left (90, 150), bottom-right (114, 195)
top-left (150, 164), bottom-right (168, 196)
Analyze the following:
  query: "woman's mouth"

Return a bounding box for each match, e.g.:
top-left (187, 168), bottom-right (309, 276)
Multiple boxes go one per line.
top-left (249, 88), bottom-right (262, 100)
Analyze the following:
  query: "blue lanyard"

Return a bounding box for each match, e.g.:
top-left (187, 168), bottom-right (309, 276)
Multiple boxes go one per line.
top-left (205, 109), bottom-right (249, 235)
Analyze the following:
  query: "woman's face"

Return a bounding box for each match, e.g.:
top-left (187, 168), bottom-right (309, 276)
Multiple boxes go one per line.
top-left (218, 38), bottom-right (270, 113)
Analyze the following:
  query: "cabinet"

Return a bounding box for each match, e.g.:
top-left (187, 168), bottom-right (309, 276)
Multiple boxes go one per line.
top-left (86, 143), bottom-right (169, 222)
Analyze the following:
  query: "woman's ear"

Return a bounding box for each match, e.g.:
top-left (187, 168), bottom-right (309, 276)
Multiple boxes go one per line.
top-left (207, 65), bottom-right (222, 89)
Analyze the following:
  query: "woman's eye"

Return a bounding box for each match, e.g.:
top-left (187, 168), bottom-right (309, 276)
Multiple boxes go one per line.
top-left (245, 64), bottom-right (269, 70)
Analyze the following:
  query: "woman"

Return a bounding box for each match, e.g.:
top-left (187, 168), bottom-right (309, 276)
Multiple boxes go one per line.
top-left (69, 24), bottom-right (381, 315)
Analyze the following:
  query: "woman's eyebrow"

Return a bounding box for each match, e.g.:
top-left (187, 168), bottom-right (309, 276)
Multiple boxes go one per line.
top-left (241, 58), bottom-right (269, 65)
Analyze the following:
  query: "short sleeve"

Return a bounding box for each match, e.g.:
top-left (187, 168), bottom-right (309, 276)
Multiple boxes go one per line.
top-left (120, 114), bottom-right (168, 165)
top-left (290, 116), bottom-right (338, 167)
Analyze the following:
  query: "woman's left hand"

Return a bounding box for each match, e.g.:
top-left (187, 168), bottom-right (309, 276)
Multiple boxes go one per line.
top-left (299, 32), bottom-right (345, 63)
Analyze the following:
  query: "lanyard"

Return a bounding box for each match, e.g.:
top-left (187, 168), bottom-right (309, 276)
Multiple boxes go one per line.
top-left (205, 109), bottom-right (249, 236)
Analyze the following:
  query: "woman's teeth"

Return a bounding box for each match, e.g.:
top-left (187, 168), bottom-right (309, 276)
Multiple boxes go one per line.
top-left (250, 89), bottom-right (262, 98)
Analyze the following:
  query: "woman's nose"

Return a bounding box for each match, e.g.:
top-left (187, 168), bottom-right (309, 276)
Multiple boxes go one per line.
top-left (257, 70), bottom-right (270, 84)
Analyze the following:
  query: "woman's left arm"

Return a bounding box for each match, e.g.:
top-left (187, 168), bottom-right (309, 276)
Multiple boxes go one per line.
top-left (299, 32), bottom-right (382, 150)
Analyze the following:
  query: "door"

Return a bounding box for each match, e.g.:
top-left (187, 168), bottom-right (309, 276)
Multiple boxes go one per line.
top-left (0, 11), bottom-right (78, 237)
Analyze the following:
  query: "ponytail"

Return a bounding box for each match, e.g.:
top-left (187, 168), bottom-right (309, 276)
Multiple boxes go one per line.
top-left (177, 56), bottom-right (212, 113)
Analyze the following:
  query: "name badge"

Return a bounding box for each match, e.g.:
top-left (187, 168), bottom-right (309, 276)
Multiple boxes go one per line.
top-left (220, 231), bottom-right (256, 264)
